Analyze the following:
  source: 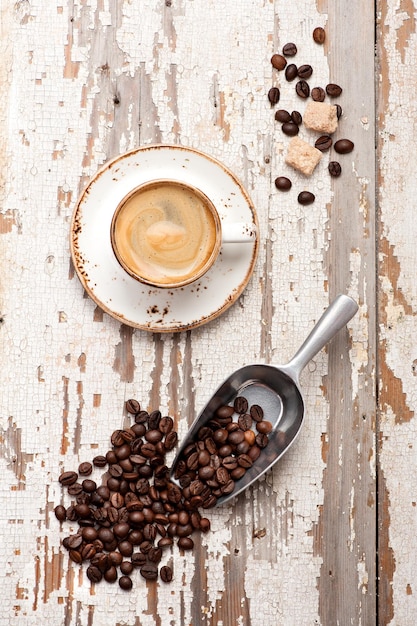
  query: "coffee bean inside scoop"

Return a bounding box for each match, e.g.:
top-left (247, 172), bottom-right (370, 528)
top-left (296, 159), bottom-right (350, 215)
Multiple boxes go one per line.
top-left (173, 396), bottom-right (272, 509)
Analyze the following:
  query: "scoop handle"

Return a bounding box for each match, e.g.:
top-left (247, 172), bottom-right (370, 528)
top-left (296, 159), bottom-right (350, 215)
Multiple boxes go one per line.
top-left (285, 294), bottom-right (358, 381)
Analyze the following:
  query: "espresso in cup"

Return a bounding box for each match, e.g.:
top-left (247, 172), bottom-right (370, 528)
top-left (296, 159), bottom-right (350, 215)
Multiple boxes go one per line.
top-left (111, 180), bottom-right (221, 288)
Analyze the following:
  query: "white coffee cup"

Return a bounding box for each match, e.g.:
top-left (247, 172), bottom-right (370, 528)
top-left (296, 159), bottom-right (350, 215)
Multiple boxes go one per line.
top-left (110, 179), bottom-right (257, 289)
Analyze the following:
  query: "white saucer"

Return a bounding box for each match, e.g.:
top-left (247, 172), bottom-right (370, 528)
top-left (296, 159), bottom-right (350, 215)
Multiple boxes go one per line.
top-left (70, 145), bottom-right (259, 332)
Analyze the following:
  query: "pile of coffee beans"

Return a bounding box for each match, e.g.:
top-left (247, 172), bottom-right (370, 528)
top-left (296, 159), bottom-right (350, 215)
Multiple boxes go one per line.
top-left (56, 401), bottom-right (209, 589)
top-left (173, 396), bottom-right (272, 507)
top-left (270, 30), bottom-right (355, 203)
top-left (55, 397), bottom-right (272, 590)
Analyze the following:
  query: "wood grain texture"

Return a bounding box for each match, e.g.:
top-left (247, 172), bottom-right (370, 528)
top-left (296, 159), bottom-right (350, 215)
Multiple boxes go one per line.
top-left (377, 1), bottom-right (417, 625)
top-left (0, 0), bottom-right (401, 624)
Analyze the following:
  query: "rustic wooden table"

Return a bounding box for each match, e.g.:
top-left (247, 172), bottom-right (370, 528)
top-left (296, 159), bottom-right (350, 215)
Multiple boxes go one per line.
top-left (1, 1), bottom-right (414, 625)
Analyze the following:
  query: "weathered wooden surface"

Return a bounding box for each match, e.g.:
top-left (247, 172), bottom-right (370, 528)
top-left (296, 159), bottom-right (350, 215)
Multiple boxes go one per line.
top-left (1, 0), bottom-right (411, 624)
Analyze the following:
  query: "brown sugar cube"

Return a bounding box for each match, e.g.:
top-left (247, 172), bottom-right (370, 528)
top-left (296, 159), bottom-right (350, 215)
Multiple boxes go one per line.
top-left (285, 136), bottom-right (322, 176)
top-left (303, 101), bottom-right (338, 134)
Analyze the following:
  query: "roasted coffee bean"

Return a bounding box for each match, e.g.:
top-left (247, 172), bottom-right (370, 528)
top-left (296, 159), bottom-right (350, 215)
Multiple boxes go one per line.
top-left (198, 465), bottom-right (215, 481)
top-left (216, 467), bottom-right (230, 485)
top-left (75, 503), bottom-right (91, 519)
top-left (315, 135), bottom-right (332, 152)
top-left (281, 122), bottom-right (299, 136)
top-left (75, 492), bottom-right (90, 505)
top-left (67, 534), bottom-right (83, 550)
top-left (131, 552), bottom-right (147, 567)
top-left (167, 522), bottom-right (178, 537)
top-left (291, 110), bottom-right (302, 125)
top-left (140, 562), bottom-right (158, 580)
top-left (121, 428), bottom-right (136, 443)
top-left (119, 575), bottom-right (133, 590)
top-left (111, 430), bottom-right (125, 447)
top-left (120, 561), bottom-right (134, 575)
top-left (222, 456), bottom-right (238, 470)
top-left (285, 63), bottom-right (298, 81)
top-left (104, 566), bottom-right (118, 583)
top-left (198, 450), bottom-right (211, 466)
top-left (145, 429), bottom-right (164, 444)
top-left (82, 479), bottom-right (97, 493)
top-left (334, 138), bottom-right (354, 154)
top-left (110, 492), bottom-right (125, 509)
top-left (295, 80), bottom-right (310, 98)
top-left (255, 433), bottom-right (269, 448)
top-left (59, 471), bottom-right (78, 486)
top-left (244, 430), bottom-right (256, 446)
top-left (198, 425), bottom-right (213, 440)
top-left (92, 552), bottom-right (109, 573)
top-left (118, 541), bottom-right (133, 557)
top-left (230, 466), bottom-right (246, 480)
top-left (313, 26), bottom-right (326, 44)
top-left (237, 454), bottom-right (253, 468)
top-left (311, 86), bottom-right (325, 102)
top-left (67, 483), bottom-right (83, 497)
top-left (92, 455), bottom-right (107, 468)
top-left (54, 505), bottom-right (67, 522)
top-left (256, 420), bottom-right (273, 434)
top-left (106, 450), bottom-right (118, 465)
top-left (115, 443), bottom-right (131, 460)
top-left (178, 537), bottom-right (194, 550)
top-left (199, 518), bottom-right (211, 533)
top-left (275, 109), bottom-right (291, 123)
top-left (86, 565), bottom-right (103, 583)
top-left (297, 191), bottom-right (315, 205)
top-left (216, 404), bottom-right (234, 419)
top-left (135, 410), bottom-right (149, 424)
top-left (113, 522), bottom-right (130, 539)
top-left (164, 431), bottom-right (178, 451)
top-left (81, 543), bottom-right (96, 561)
top-left (268, 87), bottom-right (280, 106)
top-left (335, 104), bottom-right (342, 119)
top-left (248, 445), bottom-right (261, 462)
top-left (98, 528), bottom-right (114, 544)
top-left (250, 404), bottom-right (264, 422)
top-left (78, 462), bottom-right (93, 476)
top-left (326, 83), bottom-right (343, 97)
top-left (238, 413), bottom-right (252, 431)
top-left (167, 483), bottom-right (182, 504)
top-left (159, 416), bottom-right (174, 434)
top-left (328, 161), bottom-right (342, 177)
top-left (66, 505), bottom-right (78, 521)
top-left (69, 549), bottom-right (83, 564)
top-left (126, 398), bottom-right (141, 414)
top-left (82, 527), bottom-right (98, 542)
top-left (140, 443), bottom-right (156, 458)
top-left (160, 565), bottom-right (173, 582)
top-left (282, 42), bottom-right (297, 57)
top-left (271, 53), bottom-right (287, 70)
top-left (202, 494), bottom-right (217, 508)
top-left (297, 64), bottom-right (313, 79)
top-left (108, 463), bottom-right (124, 478)
top-left (96, 485), bottom-right (110, 500)
top-left (275, 176), bottom-right (292, 191)
top-left (228, 430), bottom-right (245, 445)
top-left (234, 396), bottom-right (248, 414)
top-left (148, 547), bottom-right (163, 563)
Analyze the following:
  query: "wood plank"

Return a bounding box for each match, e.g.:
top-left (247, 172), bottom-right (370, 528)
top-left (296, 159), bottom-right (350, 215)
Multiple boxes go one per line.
top-left (377, 1), bottom-right (417, 624)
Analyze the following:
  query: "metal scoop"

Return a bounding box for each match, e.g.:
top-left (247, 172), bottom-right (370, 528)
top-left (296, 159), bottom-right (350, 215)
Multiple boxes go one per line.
top-left (170, 294), bottom-right (358, 506)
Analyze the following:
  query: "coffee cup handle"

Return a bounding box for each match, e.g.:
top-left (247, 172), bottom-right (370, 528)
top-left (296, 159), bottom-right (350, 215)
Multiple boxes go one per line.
top-left (221, 222), bottom-right (258, 243)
